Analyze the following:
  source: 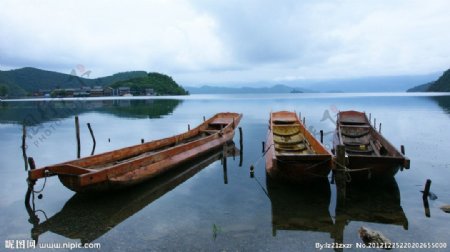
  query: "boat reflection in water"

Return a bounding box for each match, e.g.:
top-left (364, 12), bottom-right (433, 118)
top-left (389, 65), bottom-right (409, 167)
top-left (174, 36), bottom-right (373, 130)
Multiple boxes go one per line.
top-left (267, 176), bottom-right (408, 246)
top-left (334, 177), bottom-right (408, 245)
top-left (25, 142), bottom-right (239, 244)
top-left (266, 177), bottom-right (334, 237)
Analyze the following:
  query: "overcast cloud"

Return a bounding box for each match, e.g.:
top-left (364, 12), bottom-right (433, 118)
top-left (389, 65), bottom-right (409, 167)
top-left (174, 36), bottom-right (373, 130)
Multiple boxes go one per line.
top-left (1, 0), bottom-right (449, 86)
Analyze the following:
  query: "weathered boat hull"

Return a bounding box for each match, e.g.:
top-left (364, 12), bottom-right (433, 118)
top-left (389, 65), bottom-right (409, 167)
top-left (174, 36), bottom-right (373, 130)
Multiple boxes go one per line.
top-left (26, 142), bottom-right (238, 243)
top-left (333, 110), bottom-right (409, 181)
top-left (28, 112), bottom-right (242, 193)
top-left (265, 111), bottom-right (332, 183)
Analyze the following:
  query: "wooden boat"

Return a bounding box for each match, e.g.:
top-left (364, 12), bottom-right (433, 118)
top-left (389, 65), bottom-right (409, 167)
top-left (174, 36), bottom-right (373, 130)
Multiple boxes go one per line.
top-left (265, 111), bottom-right (332, 182)
top-left (28, 112), bottom-right (242, 192)
top-left (26, 142), bottom-right (239, 243)
top-left (333, 110), bottom-right (409, 180)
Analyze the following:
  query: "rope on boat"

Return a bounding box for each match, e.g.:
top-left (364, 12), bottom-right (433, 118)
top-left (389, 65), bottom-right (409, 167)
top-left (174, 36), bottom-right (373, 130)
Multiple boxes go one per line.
top-left (332, 159), bottom-right (376, 182)
top-left (276, 157), bottom-right (333, 179)
top-left (31, 175), bottom-right (47, 194)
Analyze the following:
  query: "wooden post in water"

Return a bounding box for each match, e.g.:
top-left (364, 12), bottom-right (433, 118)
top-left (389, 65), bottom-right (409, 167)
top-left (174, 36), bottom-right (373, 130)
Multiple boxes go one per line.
top-left (423, 179), bottom-right (432, 217)
top-left (369, 113), bottom-right (371, 122)
top-left (22, 123), bottom-right (28, 170)
top-left (203, 116), bottom-right (206, 122)
top-left (374, 118), bottom-right (377, 130)
top-left (75, 116), bottom-right (80, 158)
top-left (141, 139), bottom-right (144, 144)
top-left (379, 123), bottom-right (382, 133)
top-left (336, 145), bottom-right (346, 208)
top-left (401, 145), bottom-right (405, 155)
top-left (250, 165), bottom-right (255, 178)
top-left (27, 157), bottom-right (36, 170)
top-left (223, 144), bottom-right (228, 184)
top-left (262, 141), bottom-right (265, 154)
top-left (239, 127), bottom-right (243, 167)
top-left (320, 130), bottom-right (324, 144)
top-left (188, 124), bottom-right (190, 131)
top-left (303, 117), bottom-right (306, 126)
top-left (87, 123), bottom-right (96, 156)
top-left (423, 179), bottom-right (432, 200)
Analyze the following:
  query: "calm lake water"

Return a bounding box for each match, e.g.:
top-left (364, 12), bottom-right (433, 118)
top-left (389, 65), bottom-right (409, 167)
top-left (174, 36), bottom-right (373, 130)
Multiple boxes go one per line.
top-left (1, 93), bottom-right (450, 251)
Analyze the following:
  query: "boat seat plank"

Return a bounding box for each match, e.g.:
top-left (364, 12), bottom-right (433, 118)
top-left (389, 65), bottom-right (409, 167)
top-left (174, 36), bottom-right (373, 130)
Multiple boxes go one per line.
top-left (343, 141), bottom-right (370, 146)
top-left (340, 125), bottom-right (371, 128)
top-left (209, 118), bottom-right (233, 125)
top-left (273, 134), bottom-right (305, 144)
top-left (200, 129), bottom-right (219, 135)
top-left (273, 125), bottom-right (301, 136)
top-left (273, 118), bottom-right (297, 124)
top-left (341, 130), bottom-right (370, 138)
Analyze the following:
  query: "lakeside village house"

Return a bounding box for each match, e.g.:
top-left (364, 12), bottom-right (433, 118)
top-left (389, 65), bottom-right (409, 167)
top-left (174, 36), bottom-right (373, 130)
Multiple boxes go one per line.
top-left (34, 86), bottom-right (155, 98)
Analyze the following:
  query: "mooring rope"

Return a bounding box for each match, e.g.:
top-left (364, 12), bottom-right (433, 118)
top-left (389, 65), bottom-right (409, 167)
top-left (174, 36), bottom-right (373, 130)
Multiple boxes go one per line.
top-left (31, 174), bottom-right (47, 194)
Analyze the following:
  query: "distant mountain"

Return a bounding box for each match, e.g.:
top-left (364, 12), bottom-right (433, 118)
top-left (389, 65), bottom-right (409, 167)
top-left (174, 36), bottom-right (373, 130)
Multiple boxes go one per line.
top-left (427, 69), bottom-right (450, 92)
top-left (407, 82), bottom-right (434, 92)
top-left (408, 69), bottom-right (450, 92)
top-left (0, 67), bottom-right (147, 97)
top-left (187, 73), bottom-right (440, 94)
top-left (186, 84), bottom-right (312, 94)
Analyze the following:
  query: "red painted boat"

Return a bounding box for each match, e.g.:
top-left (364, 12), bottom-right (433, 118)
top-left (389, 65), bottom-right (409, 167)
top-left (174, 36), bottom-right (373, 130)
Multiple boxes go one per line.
top-left (28, 112), bottom-right (242, 192)
top-left (265, 111), bottom-right (332, 182)
top-left (333, 110), bottom-right (409, 180)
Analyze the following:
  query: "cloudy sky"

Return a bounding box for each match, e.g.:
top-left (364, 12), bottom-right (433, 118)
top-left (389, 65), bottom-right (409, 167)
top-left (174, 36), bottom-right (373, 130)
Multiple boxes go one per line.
top-left (1, 0), bottom-right (449, 86)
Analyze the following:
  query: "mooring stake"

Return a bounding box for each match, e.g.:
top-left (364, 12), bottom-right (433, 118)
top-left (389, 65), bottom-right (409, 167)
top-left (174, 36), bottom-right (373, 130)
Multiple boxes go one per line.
top-left (188, 124), bottom-right (190, 131)
top-left (374, 118), bottom-right (377, 130)
top-left (401, 145), bottom-right (405, 155)
top-left (262, 141), bottom-right (265, 153)
top-left (87, 123), bottom-right (96, 156)
top-left (27, 157), bottom-right (36, 170)
top-left (239, 127), bottom-right (243, 167)
top-left (423, 179), bottom-right (432, 200)
top-left (250, 165), bottom-right (255, 178)
top-left (320, 130), bottom-right (324, 144)
top-left (141, 139), bottom-right (144, 144)
top-left (75, 116), bottom-right (81, 158)
top-left (336, 145), bottom-right (347, 207)
top-left (22, 123), bottom-right (28, 171)
top-left (379, 123), bottom-right (382, 133)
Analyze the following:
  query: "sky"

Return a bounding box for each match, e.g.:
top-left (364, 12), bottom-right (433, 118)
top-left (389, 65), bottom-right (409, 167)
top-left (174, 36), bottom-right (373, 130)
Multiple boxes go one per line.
top-left (1, 0), bottom-right (450, 86)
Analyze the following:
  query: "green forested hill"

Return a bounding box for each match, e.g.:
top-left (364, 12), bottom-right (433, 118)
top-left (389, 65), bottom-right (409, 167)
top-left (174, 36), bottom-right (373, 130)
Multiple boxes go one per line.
top-left (408, 69), bottom-right (450, 92)
top-left (0, 67), bottom-right (147, 97)
top-left (427, 69), bottom-right (450, 92)
top-left (110, 73), bottom-right (188, 95)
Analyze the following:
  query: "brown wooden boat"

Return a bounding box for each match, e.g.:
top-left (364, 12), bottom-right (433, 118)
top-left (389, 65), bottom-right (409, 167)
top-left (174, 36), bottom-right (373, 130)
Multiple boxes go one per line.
top-left (333, 110), bottom-right (409, 180)
top-left (26, 142), bottom-right (238, 243)
top-left (28, 112), bottom-right (242, 192)
top-left (265, 111), bottom-right (332, 182)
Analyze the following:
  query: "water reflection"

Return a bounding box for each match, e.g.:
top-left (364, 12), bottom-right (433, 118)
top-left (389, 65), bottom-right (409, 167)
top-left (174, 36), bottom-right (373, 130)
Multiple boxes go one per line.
top-left (266, 177), bottom-right (334, 237)
top-left (0, 99), bottom-right (182, 125)
top-left (334, 178), bottom-right (408, 246)
top-left (430, 96), bottom-right (450, 115)
top-left (267, 176), bottom-right (407, 248)
top-left (25, 142), bottom-right (238, 244)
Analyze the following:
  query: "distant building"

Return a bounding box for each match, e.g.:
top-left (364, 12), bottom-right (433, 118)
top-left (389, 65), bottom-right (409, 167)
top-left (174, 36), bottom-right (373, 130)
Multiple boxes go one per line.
top-left (118, 87), bottom-right (131, 96)
top-left (90, 86), bottom-right (104, 97)
top-left (65, 88), bottom-right (75, 97)
top-left (103, 87), bottom-right (113, 96)
top-left (145, 88), bottom-right (155, 96)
